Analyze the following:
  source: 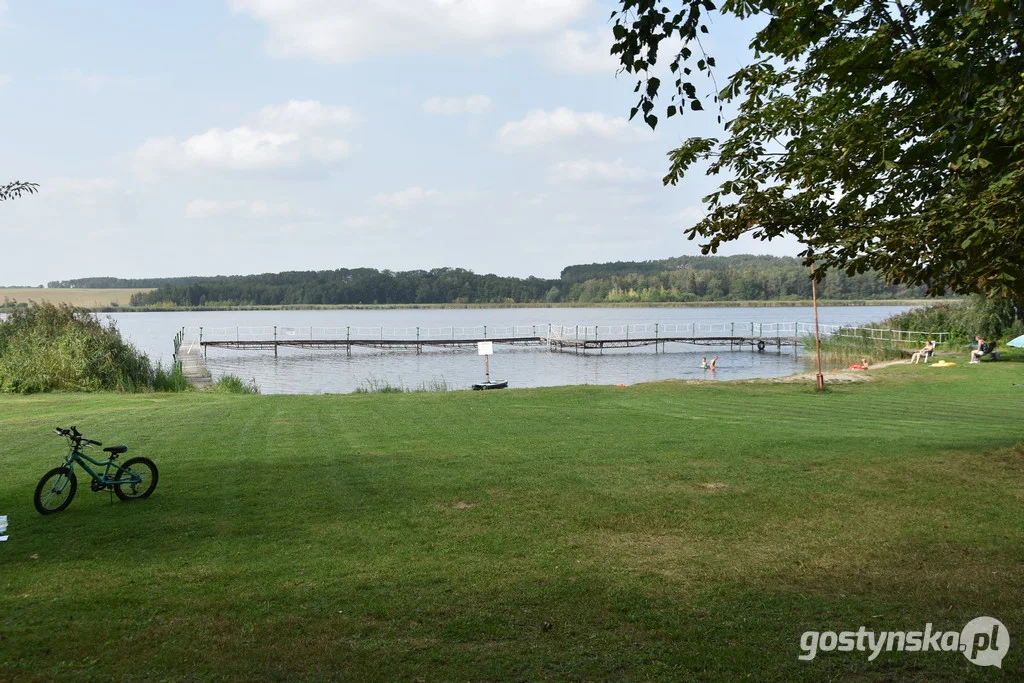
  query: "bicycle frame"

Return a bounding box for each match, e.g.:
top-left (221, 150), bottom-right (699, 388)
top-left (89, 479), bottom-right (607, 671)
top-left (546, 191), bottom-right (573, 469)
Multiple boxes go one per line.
top-left (64, 447), bottom-right (142, 486)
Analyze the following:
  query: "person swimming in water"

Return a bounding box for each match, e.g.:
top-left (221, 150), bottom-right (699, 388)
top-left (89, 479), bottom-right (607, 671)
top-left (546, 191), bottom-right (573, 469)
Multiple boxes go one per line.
top-left (709, 356), bottom-right (718, 371)
top-left (701, 357), bottom-right (708, 370)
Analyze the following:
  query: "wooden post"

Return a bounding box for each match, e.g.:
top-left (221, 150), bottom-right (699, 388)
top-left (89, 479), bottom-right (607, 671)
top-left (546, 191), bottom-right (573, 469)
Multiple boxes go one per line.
top-left (274, 325), bottom-right (278, 358)
top-left (812, 265), bottom-right (824, 390)
top-left (346, 326), bottom-right (351, 357)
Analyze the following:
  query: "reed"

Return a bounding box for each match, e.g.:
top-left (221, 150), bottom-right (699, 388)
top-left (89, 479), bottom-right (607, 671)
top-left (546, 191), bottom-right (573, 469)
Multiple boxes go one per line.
top-left (213, 374), bottom-right (260, 394)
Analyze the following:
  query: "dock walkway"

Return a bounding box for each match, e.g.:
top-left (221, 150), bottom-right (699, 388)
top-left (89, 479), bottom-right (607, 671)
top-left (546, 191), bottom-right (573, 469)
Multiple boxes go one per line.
top-left (173, 332), bottom-right (212, 387)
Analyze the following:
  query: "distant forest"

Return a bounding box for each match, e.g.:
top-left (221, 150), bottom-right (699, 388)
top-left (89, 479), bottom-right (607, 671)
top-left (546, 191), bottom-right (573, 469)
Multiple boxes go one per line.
top-left (47, 255), bottom-right (932, 306)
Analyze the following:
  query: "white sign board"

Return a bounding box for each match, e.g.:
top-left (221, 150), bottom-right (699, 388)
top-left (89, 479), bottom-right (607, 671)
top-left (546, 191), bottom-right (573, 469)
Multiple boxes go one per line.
top-left (477, 341), bottom-right (494, 356)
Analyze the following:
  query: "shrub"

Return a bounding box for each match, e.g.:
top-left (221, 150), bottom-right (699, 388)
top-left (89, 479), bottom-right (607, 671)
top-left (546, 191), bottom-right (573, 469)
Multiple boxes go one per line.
top-left (0, 303), bottom-right (153, 393)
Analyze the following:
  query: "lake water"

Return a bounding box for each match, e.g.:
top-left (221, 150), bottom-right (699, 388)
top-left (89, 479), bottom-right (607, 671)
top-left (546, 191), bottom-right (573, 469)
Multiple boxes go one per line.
top-left (103, 306), bottom-right (916, 394)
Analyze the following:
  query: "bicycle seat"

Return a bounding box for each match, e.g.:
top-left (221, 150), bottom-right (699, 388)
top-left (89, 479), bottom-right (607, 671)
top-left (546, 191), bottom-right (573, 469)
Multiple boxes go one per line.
top-left (103, 445), bottom-right (128, 455)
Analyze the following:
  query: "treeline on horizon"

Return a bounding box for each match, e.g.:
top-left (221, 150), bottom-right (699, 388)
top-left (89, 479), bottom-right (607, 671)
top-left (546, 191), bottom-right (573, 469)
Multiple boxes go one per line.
top-left (47, 255), bottom-right (932, 306)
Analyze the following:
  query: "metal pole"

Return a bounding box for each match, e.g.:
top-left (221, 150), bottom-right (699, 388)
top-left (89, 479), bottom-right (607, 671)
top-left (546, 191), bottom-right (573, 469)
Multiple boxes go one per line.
top-left (274, 325), bottom-right (278, 358)
top-left (812, 264), bottom-right (824, 390)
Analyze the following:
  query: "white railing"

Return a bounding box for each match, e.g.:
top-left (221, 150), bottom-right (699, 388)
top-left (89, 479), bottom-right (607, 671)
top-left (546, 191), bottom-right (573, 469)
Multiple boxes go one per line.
top-left (183, 323), bottom-right (950, 345)
top-left (546, 321), bottom-right (807, 341)
top-left (185, 325), bottom-right (545, 343)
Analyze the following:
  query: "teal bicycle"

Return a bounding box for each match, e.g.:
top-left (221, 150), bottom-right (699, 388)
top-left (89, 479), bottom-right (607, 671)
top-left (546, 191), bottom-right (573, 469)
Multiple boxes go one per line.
top-left (34, 426), bottom-right (159, 515)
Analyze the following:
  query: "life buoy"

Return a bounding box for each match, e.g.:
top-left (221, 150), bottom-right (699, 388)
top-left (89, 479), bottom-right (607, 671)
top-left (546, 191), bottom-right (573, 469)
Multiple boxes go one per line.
top-left (757, 340), bottom-right (766, 352)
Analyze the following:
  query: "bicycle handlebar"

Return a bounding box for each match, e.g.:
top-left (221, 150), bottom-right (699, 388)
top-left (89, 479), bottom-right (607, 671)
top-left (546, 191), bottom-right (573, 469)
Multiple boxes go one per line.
top-left (54, 426), bottom-right (102, 447)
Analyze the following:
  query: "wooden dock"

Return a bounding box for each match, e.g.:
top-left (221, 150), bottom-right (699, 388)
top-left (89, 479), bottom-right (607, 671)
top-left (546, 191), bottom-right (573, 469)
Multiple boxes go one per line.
top-left (173, 333), bottom-right (212, 387)
top-left (174, 322), bottom-right (951, 360)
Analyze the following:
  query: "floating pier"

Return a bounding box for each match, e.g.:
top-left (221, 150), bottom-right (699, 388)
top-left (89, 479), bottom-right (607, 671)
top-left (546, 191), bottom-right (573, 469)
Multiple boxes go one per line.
top-left (176, 322), bottom-right (951, 359)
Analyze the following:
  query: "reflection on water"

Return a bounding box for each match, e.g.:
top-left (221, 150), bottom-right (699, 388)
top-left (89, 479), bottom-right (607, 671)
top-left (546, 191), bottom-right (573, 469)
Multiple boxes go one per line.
top-left (106, 305), bottom-right (916, 394)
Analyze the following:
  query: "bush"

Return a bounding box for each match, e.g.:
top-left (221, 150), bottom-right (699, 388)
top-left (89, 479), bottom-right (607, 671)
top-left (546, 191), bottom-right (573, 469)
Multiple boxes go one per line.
top-left (0, 303), bottom-right (154, 393)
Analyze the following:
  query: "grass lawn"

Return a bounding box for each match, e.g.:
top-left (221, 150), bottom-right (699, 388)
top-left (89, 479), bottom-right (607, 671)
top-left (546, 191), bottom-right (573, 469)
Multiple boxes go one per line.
top-left (1, 358), bottom-right (1022, 680)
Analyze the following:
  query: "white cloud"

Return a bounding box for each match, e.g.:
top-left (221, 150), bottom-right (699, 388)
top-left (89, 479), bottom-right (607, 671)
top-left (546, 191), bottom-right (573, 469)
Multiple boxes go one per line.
top-left (0, 73), bottom-right (11, 86)
top-left (229, 0), bottom-right (591, 62)
top-left (497, 107), bottom-right (651, 148)
top-left (134, 100), bottom-right (354, 172)
top-left (543, 30), bottom-right (616, 75)
top-left (549, 159), bottom-right (658, 184)
top-left (374, 186), bottom-right (441, 209)
top-left (422, 95), bottom-right (492, 116)
top-left (255, 99), bottom-right (355, 130)
top-left (185, 199), bottom-right (300, 220)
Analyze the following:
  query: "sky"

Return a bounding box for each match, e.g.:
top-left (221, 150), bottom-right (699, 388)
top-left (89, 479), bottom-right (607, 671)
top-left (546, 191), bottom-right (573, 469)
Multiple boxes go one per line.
top-left (0, 0), bottom-right (800, 286)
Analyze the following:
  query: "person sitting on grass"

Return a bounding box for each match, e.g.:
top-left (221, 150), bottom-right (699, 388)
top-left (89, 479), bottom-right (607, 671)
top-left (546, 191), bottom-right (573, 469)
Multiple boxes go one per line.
top-left (911, 340), bottom-right (936, 364)
top-left (970, 336), bottom-right (986, 363)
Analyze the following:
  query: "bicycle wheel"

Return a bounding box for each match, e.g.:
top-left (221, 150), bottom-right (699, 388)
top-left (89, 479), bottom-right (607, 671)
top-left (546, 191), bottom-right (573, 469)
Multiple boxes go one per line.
top-left (113, 457), bottom-right (159, 501)
top-left (34, 466), bottom-right (78, 514)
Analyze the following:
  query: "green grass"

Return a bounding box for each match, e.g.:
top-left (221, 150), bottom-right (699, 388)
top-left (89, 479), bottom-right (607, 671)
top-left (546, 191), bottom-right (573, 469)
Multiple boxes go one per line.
top-left (1, 358), bottom-right (1022, 680)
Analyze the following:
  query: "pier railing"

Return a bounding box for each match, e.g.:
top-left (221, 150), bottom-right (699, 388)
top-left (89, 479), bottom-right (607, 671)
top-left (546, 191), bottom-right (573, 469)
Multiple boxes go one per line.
top-left (546, 322), bottom-right (950, 344)
top-left (185, 325), bottom-right (545, 343)
top-left (182, 322), bottom-right (950, 350)
top-left (547, 321), bottom-right (805, 341)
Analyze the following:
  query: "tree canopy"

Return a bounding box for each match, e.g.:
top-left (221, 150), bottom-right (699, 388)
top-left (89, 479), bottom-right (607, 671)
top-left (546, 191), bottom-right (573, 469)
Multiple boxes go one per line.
top-left (612, 0), bottom-right (1024, 300)
top-left (0, 181), bottom-right (38, 201)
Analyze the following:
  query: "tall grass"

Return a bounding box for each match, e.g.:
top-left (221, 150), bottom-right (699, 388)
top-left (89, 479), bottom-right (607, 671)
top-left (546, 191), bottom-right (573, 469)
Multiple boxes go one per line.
top-left (354, 376), bottom-right (452, 393)
top-left (808, 333), bottom-right (910, 366)
top-left (153, 361), bottom-right (190, 392)
top-left (0, 302), bottom-right (154, 392)
top-left (213, 374), bottom-right (260, 394)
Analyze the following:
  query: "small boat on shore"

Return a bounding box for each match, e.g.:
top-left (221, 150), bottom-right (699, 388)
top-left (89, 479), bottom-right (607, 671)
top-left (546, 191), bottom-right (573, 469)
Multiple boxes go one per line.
top-left (472, 380), bottom-right (508, 390)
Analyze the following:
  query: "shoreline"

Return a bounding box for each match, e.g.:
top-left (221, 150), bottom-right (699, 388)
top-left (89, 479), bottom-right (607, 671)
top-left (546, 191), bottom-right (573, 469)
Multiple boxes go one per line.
top-left (1, 297), bottom-right (949, 313)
